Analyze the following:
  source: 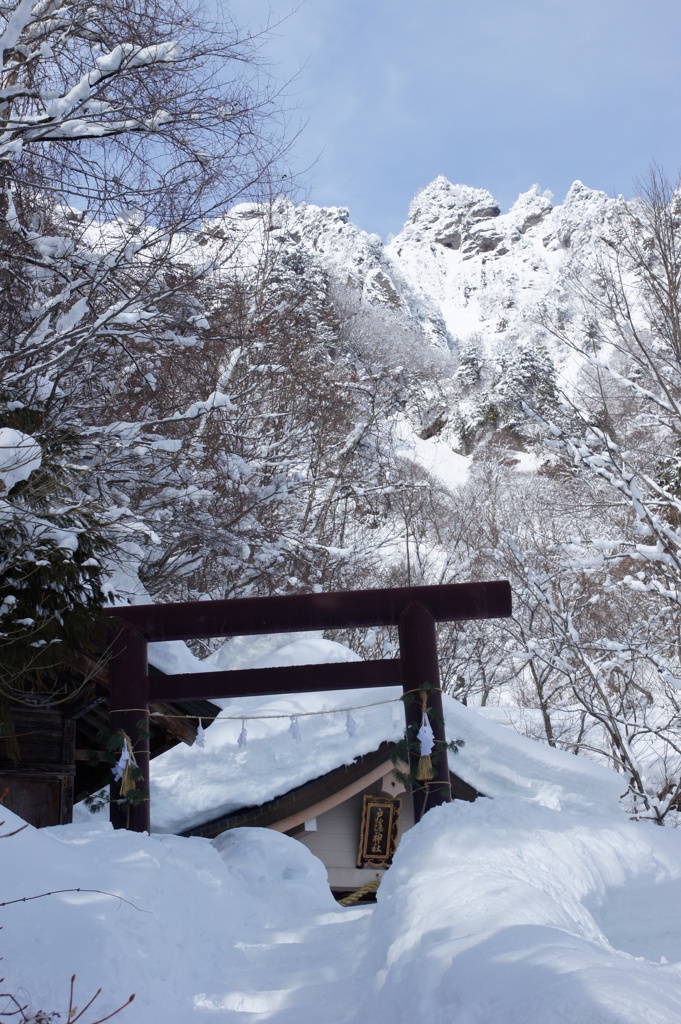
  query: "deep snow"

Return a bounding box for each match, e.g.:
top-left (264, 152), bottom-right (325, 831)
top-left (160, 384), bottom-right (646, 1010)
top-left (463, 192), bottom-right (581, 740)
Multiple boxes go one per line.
top-left (6, 665), bottom-right (681, 1023)
top-left (5, 767), bottom-right (681, 1022)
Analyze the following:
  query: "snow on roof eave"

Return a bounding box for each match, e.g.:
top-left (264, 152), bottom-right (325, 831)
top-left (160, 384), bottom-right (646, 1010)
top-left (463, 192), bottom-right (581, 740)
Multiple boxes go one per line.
top-left (143, 634), bottom-right (626, 835)
top-left (180, 741), bottom-right (397, 838)
top-left (178, 739), bottom-right (480, 840)
top-left (148, 690), bottom-right (624, 836)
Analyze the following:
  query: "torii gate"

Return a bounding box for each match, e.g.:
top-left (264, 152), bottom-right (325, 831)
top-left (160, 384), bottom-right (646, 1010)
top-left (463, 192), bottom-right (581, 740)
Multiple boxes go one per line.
top-left (104, 580), bottom-right (512, 832)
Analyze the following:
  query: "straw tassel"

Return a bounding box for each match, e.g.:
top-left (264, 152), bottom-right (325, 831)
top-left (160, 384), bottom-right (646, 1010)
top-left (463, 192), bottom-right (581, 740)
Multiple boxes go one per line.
top-left (195, 718), bottom-right (205, 748)
top-left (111, 733), bottom-right (138, 798)
top-left (416, 692), bottom-right (435, 781)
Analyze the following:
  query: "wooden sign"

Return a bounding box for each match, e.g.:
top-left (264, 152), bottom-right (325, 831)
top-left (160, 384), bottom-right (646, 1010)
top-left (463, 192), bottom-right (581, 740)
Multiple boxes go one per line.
top-left (357, 794), bottom-right (401, 868)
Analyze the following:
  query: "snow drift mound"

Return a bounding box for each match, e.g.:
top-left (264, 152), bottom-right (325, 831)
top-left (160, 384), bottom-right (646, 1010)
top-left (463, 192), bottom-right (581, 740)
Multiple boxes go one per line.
top-left (357, 797), bottom-right (681, 1024)
top-left (213, 826), bottom-right (336, 921)
top-left (1, 806), bottom-right (341, 1023)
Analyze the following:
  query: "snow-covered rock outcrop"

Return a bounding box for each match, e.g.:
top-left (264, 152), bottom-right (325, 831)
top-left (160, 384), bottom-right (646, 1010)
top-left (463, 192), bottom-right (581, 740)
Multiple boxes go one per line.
top-left (219, 176), bottom-right (623, 367)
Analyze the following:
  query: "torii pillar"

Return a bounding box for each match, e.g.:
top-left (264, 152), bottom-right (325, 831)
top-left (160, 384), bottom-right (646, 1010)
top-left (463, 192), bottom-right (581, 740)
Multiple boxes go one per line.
top-left (399, 602), bottom-right (450, 820)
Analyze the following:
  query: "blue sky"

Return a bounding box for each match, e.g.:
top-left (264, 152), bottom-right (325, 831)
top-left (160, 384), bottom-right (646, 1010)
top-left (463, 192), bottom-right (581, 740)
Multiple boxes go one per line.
top-left (229, 0), bottom-right (681, 239)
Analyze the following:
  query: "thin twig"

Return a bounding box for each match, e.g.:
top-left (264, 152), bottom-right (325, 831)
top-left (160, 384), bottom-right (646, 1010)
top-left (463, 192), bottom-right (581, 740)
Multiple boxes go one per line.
top-left (66, 975), bottom-right (135, 1024)
top-left (0, 823), bottom-right (29, 839)
top-left (0, 889), bottom-right (149, 914)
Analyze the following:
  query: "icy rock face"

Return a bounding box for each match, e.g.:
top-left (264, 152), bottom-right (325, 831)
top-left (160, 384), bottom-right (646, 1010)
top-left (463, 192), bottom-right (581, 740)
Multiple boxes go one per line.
top-left (402, 176), bottom-right (502, 255)
top-left (266, 198), bottom-right (385, 292)
top-left (256, 197), bottom-right (454, 350)
top-left (508, 184), bottom-right (553, 234)
top-left (543, 179), bottom-right (620, 252)
top-left (222, 175), bottom-right (625, 367)
top-left (383, 176), bottom-right (626, 365)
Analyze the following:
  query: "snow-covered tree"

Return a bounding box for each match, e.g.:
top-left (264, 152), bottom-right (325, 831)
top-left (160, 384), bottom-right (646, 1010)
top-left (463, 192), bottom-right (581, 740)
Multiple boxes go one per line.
top-left (0, 0), bottom-right (291, 700)
top-left (508, 170), bottom-right (681, 819)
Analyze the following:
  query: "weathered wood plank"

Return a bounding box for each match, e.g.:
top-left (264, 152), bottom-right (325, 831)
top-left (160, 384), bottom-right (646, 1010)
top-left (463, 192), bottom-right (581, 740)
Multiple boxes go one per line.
top-left (1, 709), bottom-right (65, 763)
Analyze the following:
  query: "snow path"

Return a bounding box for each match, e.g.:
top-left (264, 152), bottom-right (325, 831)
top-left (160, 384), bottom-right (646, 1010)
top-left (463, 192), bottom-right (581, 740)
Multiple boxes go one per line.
top-left (7, 776), bottom-right (681, 1022)
top-left (196, 828), bottom-right (372, 1022)
top-left (192, 905), bottom-right (372, 1021)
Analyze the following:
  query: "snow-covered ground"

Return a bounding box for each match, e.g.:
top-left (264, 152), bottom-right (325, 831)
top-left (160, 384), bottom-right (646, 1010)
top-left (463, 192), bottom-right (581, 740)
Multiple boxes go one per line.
top-left (5, 653), bottom-right (681, 1023)
top-left (391, 413), bottom-right (470, 488)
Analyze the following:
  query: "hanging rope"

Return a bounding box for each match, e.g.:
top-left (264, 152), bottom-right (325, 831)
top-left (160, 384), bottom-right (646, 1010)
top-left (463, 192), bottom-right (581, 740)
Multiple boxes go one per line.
top-left (110, 687), bottom-right (442, 722)
top-left (416, 691), bottom-right (435, 781)
top-left (109, 688), bottom-right (447, 756)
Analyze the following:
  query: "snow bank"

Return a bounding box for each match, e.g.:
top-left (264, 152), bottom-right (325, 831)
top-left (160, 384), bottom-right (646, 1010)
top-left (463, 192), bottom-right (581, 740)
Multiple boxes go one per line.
top-left (357, 797), bottom-right (681, 1023)
top-left (212, 826), bottom-right (335, 920)
top-left (1, 806), bottom-right (343, 1024)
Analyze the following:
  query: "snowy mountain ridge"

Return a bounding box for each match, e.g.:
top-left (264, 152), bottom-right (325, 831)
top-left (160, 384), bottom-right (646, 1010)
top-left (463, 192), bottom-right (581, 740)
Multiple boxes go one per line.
top-left (225, 175), bottom-right (622, 362)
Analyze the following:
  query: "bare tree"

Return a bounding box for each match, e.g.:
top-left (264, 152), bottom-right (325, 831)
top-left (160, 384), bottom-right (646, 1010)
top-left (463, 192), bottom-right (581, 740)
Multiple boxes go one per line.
top-left (509, 168), bottom-right (681, 818)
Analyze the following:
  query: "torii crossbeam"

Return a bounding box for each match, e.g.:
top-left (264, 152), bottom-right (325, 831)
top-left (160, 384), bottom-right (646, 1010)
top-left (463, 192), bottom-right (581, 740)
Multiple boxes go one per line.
top-left (105, 580), bottom-right (512, 832)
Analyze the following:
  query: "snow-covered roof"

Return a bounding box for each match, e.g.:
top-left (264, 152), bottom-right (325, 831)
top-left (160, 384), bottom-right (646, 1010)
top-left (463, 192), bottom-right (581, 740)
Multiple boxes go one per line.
top-left (101, 632), bottom-right (624, 835)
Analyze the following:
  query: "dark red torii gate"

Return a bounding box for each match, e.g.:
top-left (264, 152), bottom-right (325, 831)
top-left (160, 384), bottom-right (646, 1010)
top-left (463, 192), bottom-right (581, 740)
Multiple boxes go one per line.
top-left (105, 580), bottom-right (512, 832)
